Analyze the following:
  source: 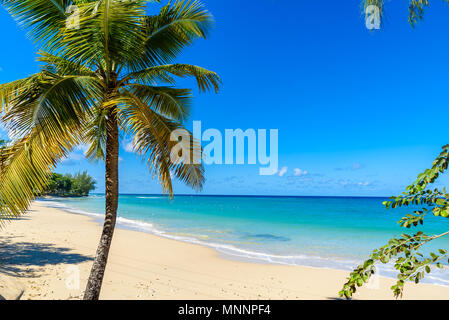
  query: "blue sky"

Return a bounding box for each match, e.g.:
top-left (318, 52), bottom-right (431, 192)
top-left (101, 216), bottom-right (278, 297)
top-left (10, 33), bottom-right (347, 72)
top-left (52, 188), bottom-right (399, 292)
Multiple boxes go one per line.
top-left (1, 0), bottom-right (449, 196)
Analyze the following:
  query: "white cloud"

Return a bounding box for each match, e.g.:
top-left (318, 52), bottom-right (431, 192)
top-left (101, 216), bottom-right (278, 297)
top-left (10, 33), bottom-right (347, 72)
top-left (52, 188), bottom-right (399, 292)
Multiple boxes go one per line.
top-left (69, 152), bottom-right (83, 161)
top-left (294, 168), bottom-right (308, 176)
top-left (61, 152), bottom-right (84, 166)
top-left (277, 166), bottom-right (288, 177)
top-left (337, 179), bottom-right (372, 188)
top-left (335, 162), bottom-right (364, 171)
top-left (122, 139), bottom-right (135, 153)
top-left (75, 144), bottom-right (90, 155)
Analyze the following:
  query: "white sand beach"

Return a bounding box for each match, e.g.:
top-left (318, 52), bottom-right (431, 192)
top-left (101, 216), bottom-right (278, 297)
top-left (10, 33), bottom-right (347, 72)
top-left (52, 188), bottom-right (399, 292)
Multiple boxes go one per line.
top-left (1, 202), bottom-right (449, 300)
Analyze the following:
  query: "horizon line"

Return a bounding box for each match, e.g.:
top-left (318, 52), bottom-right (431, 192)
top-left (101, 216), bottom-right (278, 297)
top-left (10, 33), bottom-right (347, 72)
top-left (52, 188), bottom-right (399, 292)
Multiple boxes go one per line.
top-left (89, 193), bottom-right (390, 199)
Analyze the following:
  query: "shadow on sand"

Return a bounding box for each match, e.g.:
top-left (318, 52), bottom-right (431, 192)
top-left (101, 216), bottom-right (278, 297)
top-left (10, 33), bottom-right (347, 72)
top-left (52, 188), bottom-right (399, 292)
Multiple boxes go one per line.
top-left (0, 236), bottom-right (92, 277)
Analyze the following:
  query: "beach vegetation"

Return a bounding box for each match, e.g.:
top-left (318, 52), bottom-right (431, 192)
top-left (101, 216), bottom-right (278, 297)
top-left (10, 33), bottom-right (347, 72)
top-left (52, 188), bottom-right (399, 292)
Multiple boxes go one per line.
top-left (0, 0), bottom-right (220, 299)
top-left (340, 146), bottom-right (449, 298)
top-left (44, 171), bottom-right (96, 197)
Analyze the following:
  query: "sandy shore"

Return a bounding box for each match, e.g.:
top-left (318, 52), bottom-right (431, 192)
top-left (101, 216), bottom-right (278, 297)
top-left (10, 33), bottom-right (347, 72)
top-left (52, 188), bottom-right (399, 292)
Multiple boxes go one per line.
top-left (1, 202), bottom-right (449, 300)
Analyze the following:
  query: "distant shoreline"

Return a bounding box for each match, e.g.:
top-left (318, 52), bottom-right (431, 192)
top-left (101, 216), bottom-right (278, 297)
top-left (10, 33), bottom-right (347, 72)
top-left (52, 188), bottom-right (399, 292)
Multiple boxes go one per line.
top-left (41, 194), bottom-right (90, 198)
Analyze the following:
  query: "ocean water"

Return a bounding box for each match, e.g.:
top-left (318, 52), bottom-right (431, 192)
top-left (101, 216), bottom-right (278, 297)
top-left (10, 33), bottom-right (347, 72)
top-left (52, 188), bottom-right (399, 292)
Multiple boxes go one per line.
top-left (37, 194), bottom-right (449, 286)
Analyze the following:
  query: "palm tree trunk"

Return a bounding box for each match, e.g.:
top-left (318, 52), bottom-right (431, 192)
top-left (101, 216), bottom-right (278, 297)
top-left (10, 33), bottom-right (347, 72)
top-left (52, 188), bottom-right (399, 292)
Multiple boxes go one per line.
top-left (83, 109), bottom-right (119, 300)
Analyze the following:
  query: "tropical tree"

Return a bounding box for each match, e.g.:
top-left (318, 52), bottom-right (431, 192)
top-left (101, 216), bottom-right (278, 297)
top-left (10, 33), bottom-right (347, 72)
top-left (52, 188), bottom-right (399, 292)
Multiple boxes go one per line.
top-left (340, 0), bottom-right (449, 299)
top-left (46, 173), bottom-right (73, 196)
top-left (44, 171), bottom-right (96, 196)
top-left (0, 0), bottom-right (220, 300)
top-left (70, 171), bottom-right (96, 196)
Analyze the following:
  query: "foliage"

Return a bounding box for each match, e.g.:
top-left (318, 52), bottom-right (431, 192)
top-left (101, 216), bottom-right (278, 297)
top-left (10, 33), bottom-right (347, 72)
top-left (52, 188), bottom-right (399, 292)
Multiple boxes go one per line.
top-left (362, 0), bottom-right (449, 27)
top-left (70, 171), bottom-right (96, 196)
top-left (0, 0), bottom-right (220, 220)
top-left (0, 139), bottom-right (7, 172)
top-left (44, 171), bottom-right (96, 197)
top-left (45, 173), bottom-right (72, 196)
top-left (339, 145), bottom-right (449, 299)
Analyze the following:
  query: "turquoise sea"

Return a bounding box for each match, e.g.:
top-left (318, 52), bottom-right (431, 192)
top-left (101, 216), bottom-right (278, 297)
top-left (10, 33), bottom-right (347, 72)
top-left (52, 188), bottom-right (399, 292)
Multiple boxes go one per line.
top-left (37, 195), bottom-right (449, 286)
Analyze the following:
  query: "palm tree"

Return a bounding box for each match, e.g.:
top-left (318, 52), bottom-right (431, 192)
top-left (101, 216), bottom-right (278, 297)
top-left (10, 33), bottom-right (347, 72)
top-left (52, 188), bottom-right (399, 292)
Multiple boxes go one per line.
top-left (0, 0), bottom-right (220, 300)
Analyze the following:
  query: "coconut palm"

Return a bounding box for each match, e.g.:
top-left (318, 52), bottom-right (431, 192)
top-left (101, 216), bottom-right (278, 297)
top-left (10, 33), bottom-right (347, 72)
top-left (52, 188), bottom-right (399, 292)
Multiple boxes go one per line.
top-left (0, 0), bottom-right (220, 299)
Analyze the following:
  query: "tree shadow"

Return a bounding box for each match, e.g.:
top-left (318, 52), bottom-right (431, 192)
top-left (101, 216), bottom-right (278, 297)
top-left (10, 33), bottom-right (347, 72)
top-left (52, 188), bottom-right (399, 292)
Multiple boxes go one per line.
top-left (0, 216), bottom-right (31, 222)
top-left (0, 236), bottom-right (92, 277)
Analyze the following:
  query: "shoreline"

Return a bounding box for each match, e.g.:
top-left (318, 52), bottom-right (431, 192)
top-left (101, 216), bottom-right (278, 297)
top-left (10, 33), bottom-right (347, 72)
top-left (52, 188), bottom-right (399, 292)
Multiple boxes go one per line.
top-left (38, 198), bottom-right (449, 287)
top-left (37, 198), bottom-right (373, 277)
top-left (1, 202), bottom-right (449, 299)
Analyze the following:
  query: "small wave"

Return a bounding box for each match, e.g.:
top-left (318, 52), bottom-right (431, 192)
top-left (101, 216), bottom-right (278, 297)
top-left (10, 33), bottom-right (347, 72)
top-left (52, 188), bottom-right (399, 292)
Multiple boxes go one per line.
top-left (137, 196), bottom-right (161, 199)
top-left (89, 195), bottom-right (105, 199)
top-left (241, 233), bottom-right (290, 242)
top-left (36, 200), bottom-right (104, 219)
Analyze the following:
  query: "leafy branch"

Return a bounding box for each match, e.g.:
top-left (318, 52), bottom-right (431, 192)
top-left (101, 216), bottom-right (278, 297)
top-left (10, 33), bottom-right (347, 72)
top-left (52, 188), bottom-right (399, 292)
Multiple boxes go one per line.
top-left (339, 145), bottom-right (449, 299)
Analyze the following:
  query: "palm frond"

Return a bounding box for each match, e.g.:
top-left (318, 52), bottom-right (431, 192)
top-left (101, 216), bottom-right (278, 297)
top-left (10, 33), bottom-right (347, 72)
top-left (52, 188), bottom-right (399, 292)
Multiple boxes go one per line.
top-left (38, 51), bottom-right (98, 77)
top-left (119, 89), bottom-right (204, 195)
top-left (129, 0), bottom-right (213, 70)
top-left (0, 123), bottom-right (82, 223)
top-left (83, 107), bottom-right (107, 161)
top-left (361, 0), bottom-right (439, 27)
top-left (123, 63), bottom-right (221, 93)
top-left (58, 0), bottom-right (147, 71)
top-left (0, 75), bottom-right (41, 114)
top-left (0, 67), bottom-right (102, 222)
top-left (124, 83), bottom-right (192, 121)
top-left (1, 70), bottom-right (102, 140)
top-left (0, 0), bottom-right (68, 49)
